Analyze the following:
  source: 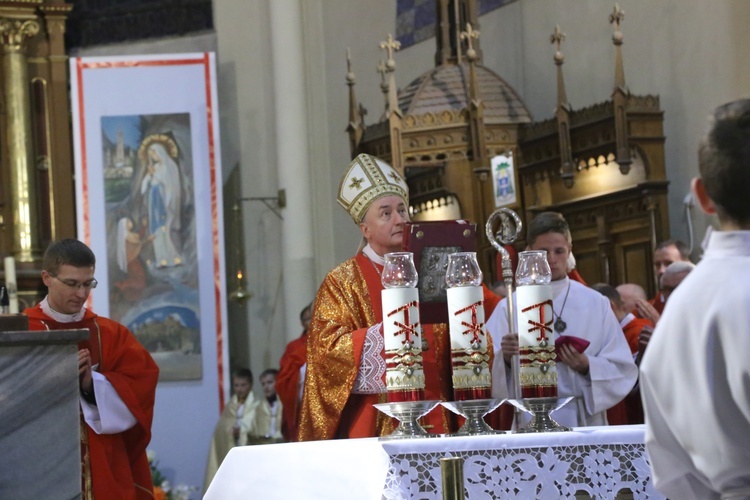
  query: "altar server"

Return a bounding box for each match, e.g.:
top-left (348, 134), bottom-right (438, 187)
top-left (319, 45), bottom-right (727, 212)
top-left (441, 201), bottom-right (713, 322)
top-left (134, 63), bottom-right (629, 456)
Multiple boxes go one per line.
top-left (486, 212), bottom-right (637, 428)
top-left (641, 99), bottom-right (750, 499)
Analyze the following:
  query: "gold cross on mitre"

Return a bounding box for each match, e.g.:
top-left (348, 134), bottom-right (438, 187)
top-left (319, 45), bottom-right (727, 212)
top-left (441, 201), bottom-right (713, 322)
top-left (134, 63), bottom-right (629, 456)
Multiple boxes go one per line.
top-left (388, 171), bottom-right (402, 184)
top-left (349, 177), bottom-right (364, 189)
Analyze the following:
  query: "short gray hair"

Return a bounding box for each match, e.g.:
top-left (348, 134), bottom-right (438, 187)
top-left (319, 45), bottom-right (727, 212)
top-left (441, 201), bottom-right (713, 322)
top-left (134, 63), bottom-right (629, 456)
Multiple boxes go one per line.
top-left (660, 261), bottom-right (695, 287)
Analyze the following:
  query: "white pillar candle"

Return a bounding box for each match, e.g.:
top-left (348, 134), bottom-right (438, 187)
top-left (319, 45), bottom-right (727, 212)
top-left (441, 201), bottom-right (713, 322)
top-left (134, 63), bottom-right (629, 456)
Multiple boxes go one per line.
top-left (4, 257), bottom-right (18, 314)
top-left (381, 287), bottom-right (424, 393)
top-left (516, 284), bottom-right (557, 397)
top-left (446, 286), bottom-right (491, 397)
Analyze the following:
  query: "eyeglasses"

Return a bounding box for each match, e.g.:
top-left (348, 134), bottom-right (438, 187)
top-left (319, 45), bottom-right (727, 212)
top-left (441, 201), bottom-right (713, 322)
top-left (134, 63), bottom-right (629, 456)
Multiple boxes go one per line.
top-left (48, 272), bottom-right (98, 291)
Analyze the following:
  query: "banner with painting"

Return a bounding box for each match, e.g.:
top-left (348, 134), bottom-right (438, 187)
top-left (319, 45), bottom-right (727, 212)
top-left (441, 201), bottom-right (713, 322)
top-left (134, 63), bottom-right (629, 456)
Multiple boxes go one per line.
top-left (70, 53), bottom-right (228, 390)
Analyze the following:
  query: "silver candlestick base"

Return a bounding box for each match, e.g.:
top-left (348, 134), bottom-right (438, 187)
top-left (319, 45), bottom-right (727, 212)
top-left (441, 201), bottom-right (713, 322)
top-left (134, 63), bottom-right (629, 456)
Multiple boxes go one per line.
top-left (373, 400), bottom-right (441, 439)
top-left (507, 397), bottom-right (574, 433)
top-left (441, 398), bottom-right (506, 436)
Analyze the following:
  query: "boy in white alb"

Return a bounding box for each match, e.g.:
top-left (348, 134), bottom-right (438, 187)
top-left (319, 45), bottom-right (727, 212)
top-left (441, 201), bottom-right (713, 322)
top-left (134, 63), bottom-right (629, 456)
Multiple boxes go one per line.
top-left (486, 212), bottom-right (637, 427)
top-left (641, 99), bottom-right (750, 499)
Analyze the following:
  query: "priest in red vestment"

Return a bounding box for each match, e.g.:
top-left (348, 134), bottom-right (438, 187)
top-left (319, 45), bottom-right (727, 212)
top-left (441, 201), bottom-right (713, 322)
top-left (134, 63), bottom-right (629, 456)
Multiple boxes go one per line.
top-left (591, 283), bottom-right (652, 425)
top-left (298, 154), bottom-right (495, 441)
top-left (25, 239), bottom-right (159, 499)
top-left (646, 240), bottom-right (692, 316)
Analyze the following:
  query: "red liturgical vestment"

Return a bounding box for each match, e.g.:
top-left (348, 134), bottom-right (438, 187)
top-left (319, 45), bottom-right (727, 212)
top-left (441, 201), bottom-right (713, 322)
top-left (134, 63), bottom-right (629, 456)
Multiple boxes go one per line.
top-left (25, 305), bottom-right (159, 499)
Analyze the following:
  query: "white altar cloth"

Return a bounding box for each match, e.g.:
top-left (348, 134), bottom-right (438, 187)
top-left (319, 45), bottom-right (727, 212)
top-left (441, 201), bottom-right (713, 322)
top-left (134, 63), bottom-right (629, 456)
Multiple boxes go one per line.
top-left (204, 424), bottom-right (662, 499)
top-left (203, 437), bottom-right (389, 500)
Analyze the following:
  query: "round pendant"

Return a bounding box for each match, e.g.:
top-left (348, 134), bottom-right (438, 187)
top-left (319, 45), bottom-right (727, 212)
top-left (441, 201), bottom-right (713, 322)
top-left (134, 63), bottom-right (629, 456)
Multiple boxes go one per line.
top-left (554, 317), bottom-right (567, 333)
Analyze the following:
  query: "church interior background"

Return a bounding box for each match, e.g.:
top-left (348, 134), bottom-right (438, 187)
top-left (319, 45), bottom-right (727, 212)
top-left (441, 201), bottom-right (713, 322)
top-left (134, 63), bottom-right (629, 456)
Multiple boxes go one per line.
top-left (0, 0), bottom-right (747, 491)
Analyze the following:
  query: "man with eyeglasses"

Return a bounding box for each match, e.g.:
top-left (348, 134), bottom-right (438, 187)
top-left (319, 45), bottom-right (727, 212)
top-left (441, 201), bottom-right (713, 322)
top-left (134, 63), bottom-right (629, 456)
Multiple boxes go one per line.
top-left (24, 239), bottom-right (159, 499)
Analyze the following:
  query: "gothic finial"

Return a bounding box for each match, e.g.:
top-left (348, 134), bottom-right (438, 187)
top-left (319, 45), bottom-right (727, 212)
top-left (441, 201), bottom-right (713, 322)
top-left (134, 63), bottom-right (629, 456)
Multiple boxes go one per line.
top-left (379, 34), bottom-right (401, 71)
top-left (609, 3), bottom-right (625, 45)
top-left (345, 48), bottom-right (356, 86)
top-left (550, 25), bottom-right (565, 65)
top-left (460, 22), bottom-right (480, 62)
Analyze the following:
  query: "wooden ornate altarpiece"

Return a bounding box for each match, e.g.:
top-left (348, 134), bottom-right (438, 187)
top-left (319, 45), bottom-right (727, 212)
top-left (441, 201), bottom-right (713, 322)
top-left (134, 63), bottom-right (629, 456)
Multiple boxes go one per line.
top-left (0, 0), bottom-right (75, 308)
top-left (347, 1), bottom-right (668, 293)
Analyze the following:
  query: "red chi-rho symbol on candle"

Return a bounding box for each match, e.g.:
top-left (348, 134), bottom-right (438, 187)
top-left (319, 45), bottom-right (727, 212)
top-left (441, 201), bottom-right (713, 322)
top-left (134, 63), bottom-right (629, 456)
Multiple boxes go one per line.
top-left (521, 300), bottom-right (553, 342)
top-left (454, 300), bottom-right (485, 345)
top-left (387, 301), bottom-right (420, 344)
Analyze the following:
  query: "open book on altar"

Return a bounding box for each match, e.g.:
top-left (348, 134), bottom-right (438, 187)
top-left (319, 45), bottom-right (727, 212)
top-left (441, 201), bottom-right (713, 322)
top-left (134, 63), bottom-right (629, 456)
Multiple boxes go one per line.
top-left (401, 220), bottom-right (477, 324)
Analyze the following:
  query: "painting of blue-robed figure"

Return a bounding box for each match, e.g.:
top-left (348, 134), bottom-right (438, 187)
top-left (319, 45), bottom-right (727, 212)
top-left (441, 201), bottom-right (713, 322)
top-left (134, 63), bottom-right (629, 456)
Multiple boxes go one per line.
top-left (101, 113), bottom-right (202, 380)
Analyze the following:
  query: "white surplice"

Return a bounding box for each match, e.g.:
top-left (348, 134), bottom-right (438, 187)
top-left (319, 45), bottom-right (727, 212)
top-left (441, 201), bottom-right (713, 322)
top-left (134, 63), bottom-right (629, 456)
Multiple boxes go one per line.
top-left (486, 277), bottom-right (638, 428)
top-left (641, 230), bottom-right (750, 500)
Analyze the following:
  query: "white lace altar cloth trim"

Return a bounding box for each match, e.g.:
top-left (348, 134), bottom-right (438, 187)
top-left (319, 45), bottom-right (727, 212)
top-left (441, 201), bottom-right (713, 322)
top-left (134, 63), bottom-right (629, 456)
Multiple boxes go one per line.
top-left (353, 323), bottom-right (387, 394)
top-left (382, 442), bottom-right (663, 499)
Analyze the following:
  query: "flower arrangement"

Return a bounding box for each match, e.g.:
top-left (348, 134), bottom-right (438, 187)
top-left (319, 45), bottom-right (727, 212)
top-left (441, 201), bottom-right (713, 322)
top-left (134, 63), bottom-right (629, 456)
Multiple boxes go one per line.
top-left (147, 450), bottom-right (199, 500)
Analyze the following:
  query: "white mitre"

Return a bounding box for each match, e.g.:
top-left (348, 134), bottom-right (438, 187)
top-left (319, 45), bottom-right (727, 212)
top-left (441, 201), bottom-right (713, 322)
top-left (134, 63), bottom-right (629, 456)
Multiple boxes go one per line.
top-left (337, 153), bottom-right (409, 223)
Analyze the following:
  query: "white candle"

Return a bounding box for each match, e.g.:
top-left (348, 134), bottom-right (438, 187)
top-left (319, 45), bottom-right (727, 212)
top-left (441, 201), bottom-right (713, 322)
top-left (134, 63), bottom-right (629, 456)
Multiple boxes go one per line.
top-left (381, 287), bottom-right (424, 393)
top-left (516, 284), bottom-right (557, 396)
top-left (447, 286), bottom-right (486, 350)
top-left (446, 286), bottom-right (491, 397)
top-left (4, 257), bottom-right (18, 314)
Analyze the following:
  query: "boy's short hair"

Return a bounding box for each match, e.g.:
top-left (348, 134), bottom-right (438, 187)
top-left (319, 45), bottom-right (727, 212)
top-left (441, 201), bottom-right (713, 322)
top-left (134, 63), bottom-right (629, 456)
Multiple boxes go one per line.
top-left (260, 368), bottom-right (278, 380)
top-left (698, 99), bottom-right (750, 225)
top-left (526, 212), bottom-right (572, 246)
top-left (591, 283), bottom-right (624, 308)
top-left (233, 368), bottom-right (253, 384)
top-left (42, 239), bottom-right (96, 275)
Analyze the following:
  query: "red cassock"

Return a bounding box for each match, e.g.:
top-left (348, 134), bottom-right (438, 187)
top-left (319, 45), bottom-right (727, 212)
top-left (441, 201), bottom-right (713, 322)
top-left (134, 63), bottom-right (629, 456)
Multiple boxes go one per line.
top-left (25, 305), bottom-right (159, 500)
top-left (276, 332), bottom-right (307, 441)
top-left (649, 291), bottom-right (667, 315)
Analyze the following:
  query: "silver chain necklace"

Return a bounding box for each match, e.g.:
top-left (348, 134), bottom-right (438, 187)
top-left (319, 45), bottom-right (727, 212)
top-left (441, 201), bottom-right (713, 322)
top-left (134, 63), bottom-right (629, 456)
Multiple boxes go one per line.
top-left (552, 281), bottom-right (572, 333)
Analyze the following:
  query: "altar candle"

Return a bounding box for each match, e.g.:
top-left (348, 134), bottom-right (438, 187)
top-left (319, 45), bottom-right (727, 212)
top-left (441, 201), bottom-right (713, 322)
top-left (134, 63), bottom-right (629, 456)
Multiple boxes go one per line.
top-left (381, 287), bottom-right (424, 402)
top-left (516, 284), bottom-right (557, 398)
top-left (446, 285), bottom-right (491, 400)
top-left (4, 257), bottom-right (18, 314)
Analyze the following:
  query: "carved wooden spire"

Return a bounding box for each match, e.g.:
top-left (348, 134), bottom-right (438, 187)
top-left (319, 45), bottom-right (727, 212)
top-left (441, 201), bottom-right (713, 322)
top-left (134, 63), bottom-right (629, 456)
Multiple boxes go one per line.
top-left (609, 3), bottom-right (631, 174)
top-left (551, 25), bottom-right (575, 188)
top-left (379, 34), bottom-right (404, 170)
top-left (461, 22), bottom-right (490, 225)
top-left (345, 48), bottom-right (365, 156)
top-left (377, 59), bottom-right (389, 121)
top-left (379, 33), bottom-right (402, 119)
top-left (610, 3), bottom-right (627, 93)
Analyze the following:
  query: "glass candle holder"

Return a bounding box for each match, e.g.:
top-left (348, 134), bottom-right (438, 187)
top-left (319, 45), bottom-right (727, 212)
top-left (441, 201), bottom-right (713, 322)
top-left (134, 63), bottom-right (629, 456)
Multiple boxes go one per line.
top-left (445, 252), bottom-right (483, 288)
top-left (515, 250), bottom-right (552, 286)
top-left (382, 252), bottom-right (418, 289)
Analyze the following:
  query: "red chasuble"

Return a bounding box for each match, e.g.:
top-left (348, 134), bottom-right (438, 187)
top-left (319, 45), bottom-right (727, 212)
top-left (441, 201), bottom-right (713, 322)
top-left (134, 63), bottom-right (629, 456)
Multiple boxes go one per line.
top-left (299, 253), bottom-right (475, 440)
top-left (25, 305), bottom-right (159, 499)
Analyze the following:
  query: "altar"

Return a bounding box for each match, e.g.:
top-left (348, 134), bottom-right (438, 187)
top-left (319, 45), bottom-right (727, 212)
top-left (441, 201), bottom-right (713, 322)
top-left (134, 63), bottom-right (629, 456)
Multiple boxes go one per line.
top-left (204, 424), bottom-right (662, 499)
